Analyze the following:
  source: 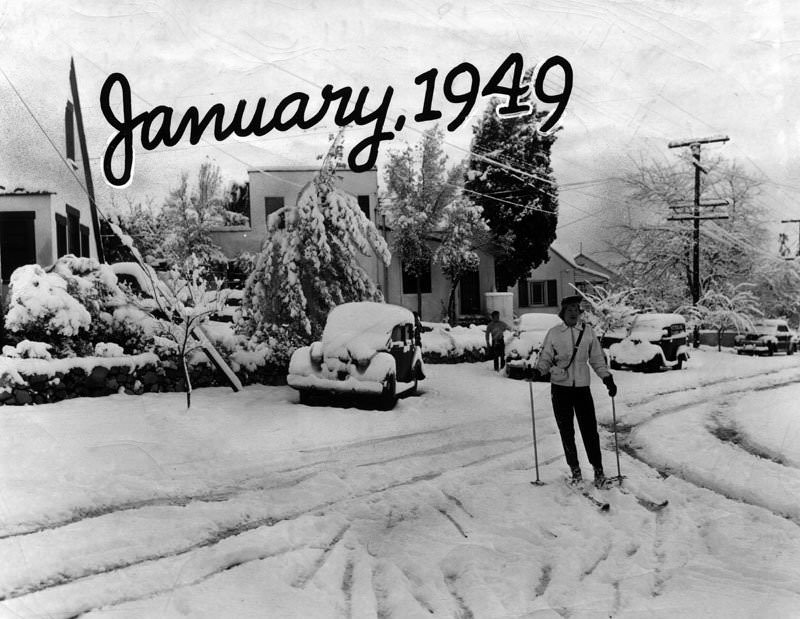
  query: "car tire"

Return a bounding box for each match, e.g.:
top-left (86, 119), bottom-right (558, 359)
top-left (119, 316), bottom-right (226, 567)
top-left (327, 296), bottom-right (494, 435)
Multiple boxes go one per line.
top-left (674, 356), bottom-right (683, 370)
top-left (378, 375), bottom-right (397, 410)
top-left (767, 343), bottom-right (774, 356)
top-left (299, 390), bottom-right (313, 406)
top-left (788, 344), bottom-right (795, 356)
top-left (610, 360), bottom-right (621, 370)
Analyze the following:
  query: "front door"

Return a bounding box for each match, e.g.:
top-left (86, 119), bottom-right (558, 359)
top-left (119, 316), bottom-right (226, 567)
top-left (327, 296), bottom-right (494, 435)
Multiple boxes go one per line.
top-left (0, 212), bottom-right (36, 282)
top-left (459, 270), bottom-right (481, 315)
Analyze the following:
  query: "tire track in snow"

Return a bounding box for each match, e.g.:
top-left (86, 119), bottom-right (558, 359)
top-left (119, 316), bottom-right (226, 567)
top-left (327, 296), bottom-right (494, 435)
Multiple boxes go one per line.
top-left (624, 365), bottom-right (800, 409)
top-left (292, 524), bottom-right (350, 588)
top-left (444, 573), bottom-right (474, 619)
top-left (533, 564), bottom-right (552, 597)
top-left (610, 374), bottom-right (800, 528)
top-left (437, 508), bottom-right (468, 538)
top-left (0, 464), bottom-right (326, 540)
top-left (3, 441), bottom-right (531, 605)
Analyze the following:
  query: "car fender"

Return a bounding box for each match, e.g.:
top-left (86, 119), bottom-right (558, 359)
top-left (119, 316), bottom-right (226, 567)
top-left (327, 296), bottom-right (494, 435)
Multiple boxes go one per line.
top-left (288, 346), bottom-right (313, 377)
top-left (363, 352), bottom-right (397, 384)
top-left (676, 344), bottom-right (691, 360)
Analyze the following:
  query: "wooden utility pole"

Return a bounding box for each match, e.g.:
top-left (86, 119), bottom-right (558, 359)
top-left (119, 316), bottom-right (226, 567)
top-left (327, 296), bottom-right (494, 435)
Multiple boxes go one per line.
top-left (69, 58), bottom-right (105, 263)
top-left (667, 135), bottom-right (730, 305)
top-left (780, 219), bottom-right (800, 256)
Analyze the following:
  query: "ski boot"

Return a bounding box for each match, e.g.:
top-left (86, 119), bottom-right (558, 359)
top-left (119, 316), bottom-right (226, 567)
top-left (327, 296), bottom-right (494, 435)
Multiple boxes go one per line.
top-left (593, 468), bottom-right (607, 489)
top-left (570, 467), bottom-right (582, 485)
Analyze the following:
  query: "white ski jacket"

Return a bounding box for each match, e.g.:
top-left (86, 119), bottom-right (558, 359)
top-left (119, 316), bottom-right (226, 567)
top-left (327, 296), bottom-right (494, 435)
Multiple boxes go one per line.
top-left (535, 321), bottom-right (610, 387)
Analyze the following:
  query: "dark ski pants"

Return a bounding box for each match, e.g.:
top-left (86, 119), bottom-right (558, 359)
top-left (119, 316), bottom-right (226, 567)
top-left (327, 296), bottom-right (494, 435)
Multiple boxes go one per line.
top-left (550, 384), bottom-right (603, 472)
top-left (491, 340), bottom-right (505, 371)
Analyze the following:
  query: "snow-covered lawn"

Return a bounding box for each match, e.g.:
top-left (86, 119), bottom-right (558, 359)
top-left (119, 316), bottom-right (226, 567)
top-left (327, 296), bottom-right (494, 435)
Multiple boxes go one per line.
top-left (2, 348), bottom-right (800, 618)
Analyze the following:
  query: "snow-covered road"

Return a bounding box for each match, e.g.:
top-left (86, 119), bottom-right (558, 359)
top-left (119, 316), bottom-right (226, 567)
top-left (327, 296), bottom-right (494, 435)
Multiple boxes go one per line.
top-left (2, 349), bottom-right (799, 618)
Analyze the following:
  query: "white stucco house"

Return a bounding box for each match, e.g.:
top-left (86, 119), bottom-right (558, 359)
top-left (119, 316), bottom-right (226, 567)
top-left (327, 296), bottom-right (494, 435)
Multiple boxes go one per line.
top-left (0, 189), bottom-right (98, 288)
top-left (209, 166), bottom-right (498, 323)
top-left (513, 243), bottom-right (613, 316)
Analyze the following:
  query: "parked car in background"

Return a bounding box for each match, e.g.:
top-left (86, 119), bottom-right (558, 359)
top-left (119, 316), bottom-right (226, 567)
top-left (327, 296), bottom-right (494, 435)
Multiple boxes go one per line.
top-left (608, 313), bottom-right (690, 371)
top-left (287, 302), bottom-right (425, 410)
top-left (504, 312), bottom-right (562, 379)
top-left (734, 319), bottom-right (797, 356)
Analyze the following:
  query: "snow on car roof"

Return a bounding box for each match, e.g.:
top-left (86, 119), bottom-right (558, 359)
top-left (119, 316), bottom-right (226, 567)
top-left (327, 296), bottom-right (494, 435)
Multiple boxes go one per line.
top-left (518, 312), bottom-right (562, 331)
top-left (322, 302), bottom-right (414, 340)
top-left (631, 313), bottom-right (685, 327)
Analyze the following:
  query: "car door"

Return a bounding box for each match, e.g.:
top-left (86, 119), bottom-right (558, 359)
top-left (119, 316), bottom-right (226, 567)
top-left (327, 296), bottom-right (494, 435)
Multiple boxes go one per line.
top-left (389, 323), bottom-right (414, 381)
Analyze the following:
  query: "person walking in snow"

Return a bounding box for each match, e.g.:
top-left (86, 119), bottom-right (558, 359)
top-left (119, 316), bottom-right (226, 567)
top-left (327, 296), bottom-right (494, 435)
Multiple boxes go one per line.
top-left (530, 295), bottom-right (617, 487)
top-left (485, 310), bottom-right (511, 372)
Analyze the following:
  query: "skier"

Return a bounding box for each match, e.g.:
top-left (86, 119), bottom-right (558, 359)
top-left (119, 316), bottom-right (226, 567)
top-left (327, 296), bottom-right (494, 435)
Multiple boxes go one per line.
top-left (530, 295), bottom-right (617, 487)
top-left (485, 310), bottom-right (511, 372)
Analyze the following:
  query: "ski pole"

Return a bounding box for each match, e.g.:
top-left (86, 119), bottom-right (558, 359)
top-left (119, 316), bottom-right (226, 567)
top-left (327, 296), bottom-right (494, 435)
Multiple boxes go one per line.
top-left (611, 395), bottom-right (623, 483)
top-left (529, 380), bottom-right (544, 485)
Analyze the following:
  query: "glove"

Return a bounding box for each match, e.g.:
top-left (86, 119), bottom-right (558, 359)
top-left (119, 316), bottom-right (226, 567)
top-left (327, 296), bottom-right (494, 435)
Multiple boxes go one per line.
top-left (603, 375), bottom-right (617, 398)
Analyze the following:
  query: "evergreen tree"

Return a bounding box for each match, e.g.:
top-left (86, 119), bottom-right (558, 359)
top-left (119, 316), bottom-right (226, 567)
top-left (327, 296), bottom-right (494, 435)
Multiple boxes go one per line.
top-left (465, 96), bottom-right (559, 291)
top-left (238, 133), bottom-right (390, 361)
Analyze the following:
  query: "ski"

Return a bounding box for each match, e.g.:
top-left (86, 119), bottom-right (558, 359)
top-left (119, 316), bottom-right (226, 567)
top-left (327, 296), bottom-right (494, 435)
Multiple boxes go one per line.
top-left (605, 479), bottom-right (668, 512)
top-left (566, 480), bottom-right (610, 511)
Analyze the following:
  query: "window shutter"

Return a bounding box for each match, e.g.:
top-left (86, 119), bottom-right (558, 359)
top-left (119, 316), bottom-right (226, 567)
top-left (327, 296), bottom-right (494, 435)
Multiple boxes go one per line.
top-left (518, 278), bottom-right (529, 307)
top-left (547, 279), bottom-right (558, 306)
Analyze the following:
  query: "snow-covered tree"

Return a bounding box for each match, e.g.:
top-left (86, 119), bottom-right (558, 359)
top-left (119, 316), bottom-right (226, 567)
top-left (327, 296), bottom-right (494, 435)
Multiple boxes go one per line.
top-left (142, 256), bottom-right (230, 408)
top-left (750, 257), bottom-right (800, 324)
top-left (382, 126), bottom-right (460, 315)
top-left (574, 284), bottom-right (651, 339)
top-left (465, 89), bottom-right (559, 291)
top-left (160, 161), bottom-right (246, 271)
top-left (606, 155), bottom-right (767, 309)
top-left (678, 283), bottom-right (762, 351)
top-left (433, 197), bottom-right (490, 325)
top-left (238, 133), bottom-right (390, 362)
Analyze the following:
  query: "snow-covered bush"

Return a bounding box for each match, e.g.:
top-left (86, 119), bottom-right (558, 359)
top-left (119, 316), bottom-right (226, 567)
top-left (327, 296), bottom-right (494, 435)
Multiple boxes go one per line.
top-left (94, 342), bottom-right (126, 357)
top-left (2, 340), bottom-right (53, 360)
top-left (3, 257), bottom-right (151, 358)
top-left (4, 264), bottom-right (92, 353)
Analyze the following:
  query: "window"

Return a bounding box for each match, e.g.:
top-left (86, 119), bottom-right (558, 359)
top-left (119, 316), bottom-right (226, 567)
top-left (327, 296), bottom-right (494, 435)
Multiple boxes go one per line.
top-left (79, 225), bottom-right (90, 258)
top-left (357, 195), bottom-right (370, 220)
top-left (402, 261), bottom-right (432, 294)
top-left (265, 196), bottom-right (284, 216)
top-left (56, 214), bottom-right (68, 258)
top-left (518, 279), bottom-right (557, 307)
top-left (66, 205), bottom-right (80, 255)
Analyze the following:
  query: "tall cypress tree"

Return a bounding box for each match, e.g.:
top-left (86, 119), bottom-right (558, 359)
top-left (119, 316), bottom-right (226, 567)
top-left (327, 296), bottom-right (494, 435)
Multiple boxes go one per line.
top-left (465, 98), bottom-right (559, 291)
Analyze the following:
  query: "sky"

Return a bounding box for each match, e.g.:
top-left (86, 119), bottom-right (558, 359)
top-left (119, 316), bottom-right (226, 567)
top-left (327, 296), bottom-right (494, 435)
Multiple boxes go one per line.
top-left (1, 0), bottom-right (799, 258)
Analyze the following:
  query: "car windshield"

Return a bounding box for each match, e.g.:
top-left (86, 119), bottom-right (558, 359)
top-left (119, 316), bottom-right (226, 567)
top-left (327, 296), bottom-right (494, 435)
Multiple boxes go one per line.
top-left (751, 323), bottom-right (779, 334)
top-left (631, 314), bottom-right (684, 330)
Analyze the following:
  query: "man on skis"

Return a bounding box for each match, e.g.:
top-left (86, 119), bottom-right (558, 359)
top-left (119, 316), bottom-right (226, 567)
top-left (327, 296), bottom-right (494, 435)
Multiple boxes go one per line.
top-left (530, 295), bottom-right (617, 488)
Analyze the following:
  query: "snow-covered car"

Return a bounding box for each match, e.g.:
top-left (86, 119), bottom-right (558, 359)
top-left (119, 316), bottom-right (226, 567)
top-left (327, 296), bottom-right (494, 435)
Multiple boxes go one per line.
top-left (734, 319), bottom-right (797, 356)
top-left (608, 313), bottom-right (690, 371)
top-left (504, 312), bottom-right (562, 379)
top-left (287, 302), bottom-right (425, 410)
